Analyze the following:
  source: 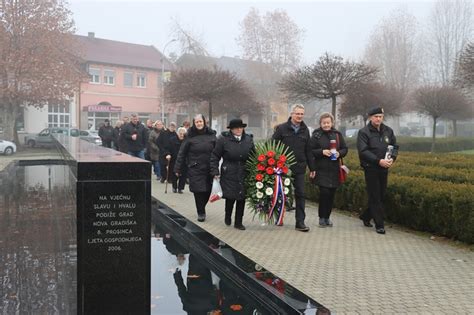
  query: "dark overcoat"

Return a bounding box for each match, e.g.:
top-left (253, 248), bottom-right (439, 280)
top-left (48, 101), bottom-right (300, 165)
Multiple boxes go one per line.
top-left (174, 127), bottom-right (216, 193)
top-left (309, 128), bottom-right (348, 188)
top-left (272, 118), bottom-right (315, 174)
top-left (210, 131), bottom-right (254, 200)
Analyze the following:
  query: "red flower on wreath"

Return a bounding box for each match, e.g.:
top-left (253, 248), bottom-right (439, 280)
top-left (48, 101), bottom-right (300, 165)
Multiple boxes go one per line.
top-left (255, 174), bottom-right (264, 181)
top-left (267, 158), bottom-right (275, 166)
top-left (277, 161), bottom-right (284, 168)
top-left (267, 151), bottom-right (275, 158)
top-left (258, 154), bottom-right (266, 162)
top-left (278, 155), bottom-right (287, 162)
top-left (266, 167), bottom-right (274, 175)
top-left (257, 163), bottom-right (265, 171)
top-left (282, 166), bottom-right (289, 174)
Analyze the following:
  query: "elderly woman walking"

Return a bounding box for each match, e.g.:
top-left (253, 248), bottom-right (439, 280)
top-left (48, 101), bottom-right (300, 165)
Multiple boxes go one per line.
top-left (210, 119), bottom-right (254, 230)
top-left (174, 114), bottom-right (216, 222)
top-left (308, 112), bottom-right (348, 227)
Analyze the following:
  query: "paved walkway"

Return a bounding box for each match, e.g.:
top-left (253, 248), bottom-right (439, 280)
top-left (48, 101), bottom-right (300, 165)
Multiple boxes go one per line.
top-left (152, 180), bottom-right (474, 314)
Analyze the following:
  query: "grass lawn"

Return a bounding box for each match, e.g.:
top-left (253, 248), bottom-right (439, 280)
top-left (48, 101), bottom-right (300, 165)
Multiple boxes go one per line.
top-left (453, 149), bottom-right (474, 154)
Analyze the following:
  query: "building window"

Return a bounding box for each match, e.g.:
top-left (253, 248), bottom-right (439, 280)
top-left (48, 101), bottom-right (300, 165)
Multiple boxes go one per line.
top-left (48, 101), bottom-right (70, 128)
top-left (104, 69), bottom-right (115, 85)
top-left (124, 71), bottom-right (133, 87)
top-left (87, 112), bottom-right (120, 130)
top-left (137, 113), bottom-right (150, 122)
top-left (137, 73), bottom-right (146, 88)
top-left (89, 68), bottom-right (100, 84)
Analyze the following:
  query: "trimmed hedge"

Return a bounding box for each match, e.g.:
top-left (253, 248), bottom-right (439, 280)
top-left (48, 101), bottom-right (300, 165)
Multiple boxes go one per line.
top-left (306, 151), bottom-right (474, 244)
top-left (346, 136), bottom-right (474, 153)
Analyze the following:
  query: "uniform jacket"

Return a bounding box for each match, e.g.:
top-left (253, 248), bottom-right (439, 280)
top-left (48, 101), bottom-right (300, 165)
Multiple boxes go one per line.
top-left (357, 122), bottom-right (397, 170)
top-left (272, 118), bottom-right (315, 174)
top-left (174, 126), bottom-right (216, 193)
top-left (309, 128), bottom-right (348, 188)
top-left (210, 131), bottom-right (255, 200)
top-left (122, 122), bottom-right (148, 152)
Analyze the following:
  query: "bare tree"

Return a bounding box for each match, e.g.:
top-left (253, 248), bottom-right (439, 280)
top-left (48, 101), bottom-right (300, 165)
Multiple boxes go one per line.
top-left (237, 7), bottom-right (303, 74)
top-left (415, 86), bottom-right (471, 152)
top-left (340, 82), bottom-right (404, 121)
top-left (165, 68), bottom-right (259, 128)
top-left (456, 42), bottom-right (474, 88)
top-left (0, 0), bottom-right (84, 144)
top-left (170, 18), bottom-right (210, 56)
top-left (364, 8), bottom-right (421, 99)
top-left (428, 0), bottom-right (473, 85)
top-left (279, 52), bottom-right (377, 123)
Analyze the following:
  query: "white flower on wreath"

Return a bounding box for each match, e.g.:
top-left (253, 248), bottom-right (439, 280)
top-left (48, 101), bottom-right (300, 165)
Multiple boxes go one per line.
top-left (284, 187), bottom-right (289, 194)
top-left (284, 178), bottom-right (291, 186)
top-left (265, 187), bottom-right (273, 195)
top-left (256, 191), bottom-right (264, 199)
top-left (256, 182), bottom-right (264, 189)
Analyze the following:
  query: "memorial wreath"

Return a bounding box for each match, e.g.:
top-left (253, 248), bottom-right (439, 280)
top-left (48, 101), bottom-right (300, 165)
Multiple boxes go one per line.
top-left (245, 140), bottom-right (296, 225)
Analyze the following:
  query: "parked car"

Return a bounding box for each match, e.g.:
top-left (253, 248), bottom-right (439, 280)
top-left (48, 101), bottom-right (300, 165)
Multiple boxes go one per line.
top-left (0, 139), bottom-right (17, 155)
top-left (345, 129), bottom-right (359, 138)
top-left (79, 130), bottom-right (102, 146)
top-left (24, 127), bottom-right (80, 148)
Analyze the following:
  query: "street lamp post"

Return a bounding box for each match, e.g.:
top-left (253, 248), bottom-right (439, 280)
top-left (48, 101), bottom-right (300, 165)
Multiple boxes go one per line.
top-left (160, 39), bottom-right (177, 124)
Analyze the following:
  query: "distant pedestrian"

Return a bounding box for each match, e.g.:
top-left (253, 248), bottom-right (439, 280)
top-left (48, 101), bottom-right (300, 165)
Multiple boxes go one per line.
top-left (165, 127), bottom-right (187, 193)
top-left (174, 114), bottom-right (216, 222)
top-left (210, 119), bottom-right (254, 230)
top-left (272, 104), bottom-right (316, 232)
top-left (357, 107), bottom-right (398, 234)
top-left (148, 121), bottom-right (162, 180)
top-left (309, 113), bottom-right (348, 228)
top-left (98, 119), bottom-right (114, 148)
top-left (122, 113), bottom-right (148, 159)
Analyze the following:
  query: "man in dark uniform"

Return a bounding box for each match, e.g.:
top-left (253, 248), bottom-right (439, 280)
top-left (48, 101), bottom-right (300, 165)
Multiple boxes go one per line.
top-left (357, 107), bottom-right (398, 234)
top-left (272, 104), bottom-right (316, 232)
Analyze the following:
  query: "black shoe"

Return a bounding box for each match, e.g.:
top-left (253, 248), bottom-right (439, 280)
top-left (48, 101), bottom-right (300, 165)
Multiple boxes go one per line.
top-left (156, 176), bottom-right (162, 181)
top-left (197, 214), bottom-right (206, 222)
top-left (160, 179), bottom-right (165, 183)
top-left (359, 215), bottom-right (373, 227)
top-left (178, 189), bottom-right (183, 194)
top-left (295, 223), bottom-right (310, 232)
top-left (318, 218), bottom-right (327, 228)
top-left (224, 217), bottom-right (231, 226)
top-left (172, 188), bottom-right (177, 193)
top-left (325, 218), bottom-right (333, 227)
top-left (234, 224), bottom-right (246, 230)
top-left (287, 206), bottom-right (296, 212)
top-left (376, 228), bottom-right (385, 234)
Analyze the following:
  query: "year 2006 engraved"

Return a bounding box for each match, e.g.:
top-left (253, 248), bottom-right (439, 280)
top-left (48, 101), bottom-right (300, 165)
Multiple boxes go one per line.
top-left (108, 246), bottom-right (122, 252)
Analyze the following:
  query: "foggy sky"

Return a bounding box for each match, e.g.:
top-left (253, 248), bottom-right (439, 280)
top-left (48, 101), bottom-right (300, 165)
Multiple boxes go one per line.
top-left (70, 0), bottom-right (435, 64)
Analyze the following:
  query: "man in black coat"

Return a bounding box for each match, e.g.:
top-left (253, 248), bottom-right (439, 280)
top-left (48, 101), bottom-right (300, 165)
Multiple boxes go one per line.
top-left (357, 107), bottom-right (398, 234)
top-left (122, 114), bottom-right (148, 159)
top-left (98, 119), bottom-right (114, 148)
top-left (272, 104), bottom-right (316, 232)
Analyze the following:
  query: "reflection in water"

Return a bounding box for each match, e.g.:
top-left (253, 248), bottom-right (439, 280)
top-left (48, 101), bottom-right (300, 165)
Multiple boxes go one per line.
top-left (0, 163), bottom-right (77, 314)
top-left (152, 225), bottom-right (266, 315)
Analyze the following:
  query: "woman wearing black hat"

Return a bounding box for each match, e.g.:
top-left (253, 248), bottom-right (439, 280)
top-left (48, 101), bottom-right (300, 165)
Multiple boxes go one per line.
top-left (210, 119), bottom-right (254, 230)
top-left (174, 114), bottom-right (217, 222)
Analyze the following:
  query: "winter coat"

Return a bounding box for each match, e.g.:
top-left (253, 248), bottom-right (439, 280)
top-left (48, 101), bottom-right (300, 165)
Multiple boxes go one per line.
top-left (114, 125), bottom-right (128, 153)
top-left (122, 122), bottom-right (148, 152)
top-left (309, 128), bottom-right (348, 188)
top-left (156, 129), bottom-right (172, 159)
top-left (99, 124), bottom-right (114, 141)
top-left (210, 131), bottom-right (255, 200)
top-left (174, 126), bottom-right (216, 193)
top-left (272, 118), bottom-right (315, 174)
top-left (148, 129), bottom-right (161, 161)
top-left (357, 122), bottom-right (397, 170)
top-left (166, 133), bottom-right (184, 163)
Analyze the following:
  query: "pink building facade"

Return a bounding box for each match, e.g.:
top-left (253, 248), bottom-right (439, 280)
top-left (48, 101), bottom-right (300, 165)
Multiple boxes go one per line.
top-left (76, 33), bottom-right (174, 130)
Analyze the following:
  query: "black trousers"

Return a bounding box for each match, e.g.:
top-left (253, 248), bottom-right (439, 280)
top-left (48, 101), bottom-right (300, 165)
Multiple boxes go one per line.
top-left (225, 199), bottom-right (245, 226)
top-left (159, 156), bottom-right (168, 181)
top-left (360, 168), bottom-right (388, 229)
top-left (318, 186), bottom-right (336, 219)
top-left (102, 140), bottom-right (112, 148)
top-left (193, 191), bottom-right (211, 215)
top-left (293, 172), bottom-right (306, 225)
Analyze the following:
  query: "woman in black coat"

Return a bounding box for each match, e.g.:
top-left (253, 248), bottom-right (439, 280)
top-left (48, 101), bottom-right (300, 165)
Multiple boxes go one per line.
top-left (210, 119), bottom-right (254, 230)
top-left (165, 127), bottom-right (187, 193)
top-left (309, 112), bottom-right (348, 227)
top-left (174, 114), bottom-right (216, 222)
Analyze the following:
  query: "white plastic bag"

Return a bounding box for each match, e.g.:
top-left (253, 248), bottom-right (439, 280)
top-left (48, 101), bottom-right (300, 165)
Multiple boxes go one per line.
top-left (209, 178), bottom-right (223, 202)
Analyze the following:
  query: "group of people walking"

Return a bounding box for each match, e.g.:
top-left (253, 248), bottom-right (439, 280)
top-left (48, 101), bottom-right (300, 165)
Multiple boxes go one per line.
top-left (101, 103), bottom-right (398, 235)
